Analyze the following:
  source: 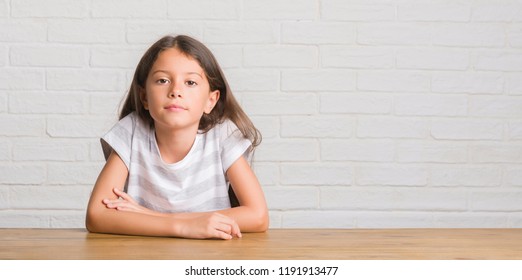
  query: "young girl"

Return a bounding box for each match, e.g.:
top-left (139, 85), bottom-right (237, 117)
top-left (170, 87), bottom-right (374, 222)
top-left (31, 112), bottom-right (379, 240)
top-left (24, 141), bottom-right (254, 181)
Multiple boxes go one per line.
top-left (86, 35), bottom-right (268, 240)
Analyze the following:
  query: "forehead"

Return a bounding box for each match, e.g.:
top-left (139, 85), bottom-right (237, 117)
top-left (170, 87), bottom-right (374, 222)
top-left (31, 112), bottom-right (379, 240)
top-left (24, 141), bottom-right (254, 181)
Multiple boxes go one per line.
top-left (151, 48), bottom-right (204, 74)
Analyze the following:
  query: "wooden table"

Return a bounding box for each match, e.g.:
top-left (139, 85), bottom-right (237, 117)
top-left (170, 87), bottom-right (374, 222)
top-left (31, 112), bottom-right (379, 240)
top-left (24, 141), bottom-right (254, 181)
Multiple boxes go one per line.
top-left (1, 228), bottom-right (521, 259)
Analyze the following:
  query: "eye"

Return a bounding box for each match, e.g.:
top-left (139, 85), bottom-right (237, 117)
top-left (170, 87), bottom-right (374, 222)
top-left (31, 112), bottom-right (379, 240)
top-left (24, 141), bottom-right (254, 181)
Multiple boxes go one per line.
top-left (186, 80), bottom-right (197, 87)
top-left (156, 78), bottom-right (170, 84)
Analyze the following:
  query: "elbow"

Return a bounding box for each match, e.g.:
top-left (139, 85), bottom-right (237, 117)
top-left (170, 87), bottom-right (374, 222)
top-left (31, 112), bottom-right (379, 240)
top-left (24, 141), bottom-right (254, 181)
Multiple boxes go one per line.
top-left (252, 209), bottom-right (269, 232)
top-left (85, 207), bottom-right (102, 233)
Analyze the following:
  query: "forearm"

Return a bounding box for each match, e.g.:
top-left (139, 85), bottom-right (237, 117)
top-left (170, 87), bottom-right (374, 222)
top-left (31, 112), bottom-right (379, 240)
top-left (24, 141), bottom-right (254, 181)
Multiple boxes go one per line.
top-left (217, 205), bottom-right (269, 233)
top-left (86, 207), bottom-right (178, 237)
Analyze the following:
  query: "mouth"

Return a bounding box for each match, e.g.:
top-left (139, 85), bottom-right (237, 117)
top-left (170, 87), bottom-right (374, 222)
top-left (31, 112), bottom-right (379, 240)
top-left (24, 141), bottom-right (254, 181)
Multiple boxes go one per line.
top-left (164, 104), bottom-right (187, 111)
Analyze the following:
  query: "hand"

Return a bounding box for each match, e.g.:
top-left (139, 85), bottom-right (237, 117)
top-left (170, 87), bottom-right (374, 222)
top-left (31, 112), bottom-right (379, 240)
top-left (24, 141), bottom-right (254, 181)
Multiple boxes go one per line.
top-left (102, 188), bottom-right (157, 216)
top-left (178, 212), bottom-right (242, 240)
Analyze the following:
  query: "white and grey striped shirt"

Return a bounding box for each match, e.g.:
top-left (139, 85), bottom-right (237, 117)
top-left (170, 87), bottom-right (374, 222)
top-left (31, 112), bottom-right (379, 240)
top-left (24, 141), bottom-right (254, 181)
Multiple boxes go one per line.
top-left (101, 112), bottom-right (252, 213)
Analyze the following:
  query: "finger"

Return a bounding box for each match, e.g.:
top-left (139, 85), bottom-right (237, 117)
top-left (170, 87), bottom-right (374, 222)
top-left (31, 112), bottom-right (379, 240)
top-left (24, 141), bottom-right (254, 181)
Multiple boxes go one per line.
top-left (231, 222), bottom-right (242, 238)
top-left (213, 229), bottom-right (233, 240)
top-left (113, 188), bottom-right (132, 200)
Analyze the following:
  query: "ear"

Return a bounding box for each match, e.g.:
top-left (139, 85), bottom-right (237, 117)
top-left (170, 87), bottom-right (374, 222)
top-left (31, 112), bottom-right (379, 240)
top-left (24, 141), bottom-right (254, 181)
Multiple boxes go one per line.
top-left (205, 90), bottom-right (220, 114)
top-left (139, 87), bottom-right (148, 110)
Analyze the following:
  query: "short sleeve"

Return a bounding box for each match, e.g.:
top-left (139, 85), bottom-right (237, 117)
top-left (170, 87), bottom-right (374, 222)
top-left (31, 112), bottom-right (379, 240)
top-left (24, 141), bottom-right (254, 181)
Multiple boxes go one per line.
top-left (100, 113), bottom-right (136, 169)
top-left (219, 120), bottom-right (252, 173)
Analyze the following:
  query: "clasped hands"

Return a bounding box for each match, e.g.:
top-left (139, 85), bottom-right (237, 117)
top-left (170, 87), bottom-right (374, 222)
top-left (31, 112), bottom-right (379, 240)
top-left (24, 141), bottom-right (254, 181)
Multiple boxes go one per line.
top-left (102, 188), bottom-right (241, 240)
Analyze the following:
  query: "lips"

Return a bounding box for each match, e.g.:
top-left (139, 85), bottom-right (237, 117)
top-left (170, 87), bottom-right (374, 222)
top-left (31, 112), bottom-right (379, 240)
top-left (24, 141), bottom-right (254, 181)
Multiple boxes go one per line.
top-left (164, 104), bottom-right (186, 111)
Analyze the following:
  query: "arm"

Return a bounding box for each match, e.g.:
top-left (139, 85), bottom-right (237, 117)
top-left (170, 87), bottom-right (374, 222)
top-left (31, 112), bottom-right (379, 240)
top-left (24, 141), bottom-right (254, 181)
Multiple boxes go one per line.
top-left (216, 156), bottom-right (269, 232)
top-left (86, 151), bottom-right (240, 239)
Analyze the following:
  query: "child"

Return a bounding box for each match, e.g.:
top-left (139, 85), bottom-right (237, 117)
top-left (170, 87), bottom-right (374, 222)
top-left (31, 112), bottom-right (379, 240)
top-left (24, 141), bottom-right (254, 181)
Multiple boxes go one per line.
top-left (86, 35), bottom-right (268, 240)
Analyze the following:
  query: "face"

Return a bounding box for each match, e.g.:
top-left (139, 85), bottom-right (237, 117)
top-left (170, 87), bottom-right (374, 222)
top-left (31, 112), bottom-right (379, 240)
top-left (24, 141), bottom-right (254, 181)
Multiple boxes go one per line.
top-left (141, 48), bottom-right (219, 132)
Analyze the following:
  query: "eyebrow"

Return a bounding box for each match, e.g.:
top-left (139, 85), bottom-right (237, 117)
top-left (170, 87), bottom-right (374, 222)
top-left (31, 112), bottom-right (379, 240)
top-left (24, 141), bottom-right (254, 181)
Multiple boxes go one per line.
top-left (151, 70), bottom-right (203, 78)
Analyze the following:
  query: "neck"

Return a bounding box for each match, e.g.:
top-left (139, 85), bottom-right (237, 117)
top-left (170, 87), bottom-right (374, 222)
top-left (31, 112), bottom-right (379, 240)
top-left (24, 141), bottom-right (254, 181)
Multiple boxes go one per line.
top-left (154, 124), bottom-right (198, 164)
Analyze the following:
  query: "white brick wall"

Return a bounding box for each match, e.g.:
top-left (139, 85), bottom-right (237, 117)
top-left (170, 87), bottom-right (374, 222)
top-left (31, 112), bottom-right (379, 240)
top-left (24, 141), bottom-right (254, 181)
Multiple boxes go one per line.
top-left (1, 0), bottom-right (521, 229)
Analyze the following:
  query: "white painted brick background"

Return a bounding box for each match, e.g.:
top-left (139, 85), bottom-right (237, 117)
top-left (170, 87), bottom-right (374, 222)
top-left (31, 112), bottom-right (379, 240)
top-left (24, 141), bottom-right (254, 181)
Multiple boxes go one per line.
top-left (1, 0), bottom-right (522, 229)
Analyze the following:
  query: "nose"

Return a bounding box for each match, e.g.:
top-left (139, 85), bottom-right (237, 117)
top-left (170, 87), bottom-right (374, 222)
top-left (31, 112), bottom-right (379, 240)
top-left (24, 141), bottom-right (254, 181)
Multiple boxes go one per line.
top-left (169, 86), bottom-right (182, 98)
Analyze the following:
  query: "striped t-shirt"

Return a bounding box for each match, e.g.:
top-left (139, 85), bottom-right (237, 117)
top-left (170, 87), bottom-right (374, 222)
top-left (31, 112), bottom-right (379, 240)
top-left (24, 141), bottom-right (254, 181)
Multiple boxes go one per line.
top-left (100, 112), bottom-right (252, 213)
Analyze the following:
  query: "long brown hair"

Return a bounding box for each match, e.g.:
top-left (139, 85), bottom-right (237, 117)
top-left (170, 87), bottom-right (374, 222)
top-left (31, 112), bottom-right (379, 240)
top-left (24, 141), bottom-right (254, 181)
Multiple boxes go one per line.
top-left (120, 35), bottom-right (261, 149)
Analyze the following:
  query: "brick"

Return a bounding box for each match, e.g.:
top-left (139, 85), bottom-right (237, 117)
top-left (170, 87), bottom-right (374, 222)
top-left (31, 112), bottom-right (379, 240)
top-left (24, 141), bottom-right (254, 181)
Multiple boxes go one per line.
top-left (92, 0), bottom-right (167, 18)
top-left (9, 186), bottom-right (91, 210)
top-left (472, 1), bottom-right (522, 22)
top-left (0, 92), bottom-right (6, 113)
top-left (470, 191), bottom-right (522, 211)
top-left (244, 45), bottom-right (317, 68)
top-left (282, 211), bottom-right (357, 228)
top-left (89, 93), bottom-right (125, 115)
top-left (0, 186), bottom-right (7, 209)
top-left (0, 140), bottom-right (9, 160)
top-left (90, 139), bottom-right (107, 162)
top-left (11, 0), bottom-right (88, 18)
top-left (13, 139), bottom-right (88, 162)
top-left (395, 94), bottom-right (467, 116)
top-left (431, 165), bottom-right (502, 187)
top-left (321, 187), bottom-right (466, 211)
top-left (243, 0), bottom-right (316, 20)
top-left (207, 45), bottom-right (243, 68)
top-left (470, 144), bottom-right (522, 163)
top-left (356, 212), bottom-right (434, 228)
top-left (10, 45), bottom-right (86, 67)
top-left (0, 115), bottom-right (45, 136)
top-left (356, 165), bottom-right (428, 186)
top-left (320, 93), bottom-right (392, 114)
top-left (168, 0), bottom-right (240, 19)
top-left (224, 69), bottom-right (279, 92)
top-left (432, 71), bottom-right (504, 94)
top-left (321, 46), bottom-right (394, 69)
top-left (255, 139), bottom-right (317, 162)
top-left (48, 19), bottom-right (125, 43)
top-left (282, 22), bottom-right (355, 44)
top-left (0, 46), bottom-right (6, 66)
top-left (264, 186), bottom-right (319, 210)
top-left (508, 24), bottom-right (522, 47)
top-left (0, 0), bottom-right (6, 18)
top-left (321, 0), bottom-right (395, 21)
top-left (50, 210), bottom-right (87, 228)
top-left (433, 23), bottom-right (505, 47)
top-left (90, 47), bottom-right (144, 68)
top-left (268, 211), bottom-right (282, 228)
top-left (396, 48), bottom-right (469, 70)
top-left (250, 116), bottom-right (279, 139)
top-left (509, 121), bottom-right (522, 140)
top-left (469, 96), bottom-right (522, 118)
top-left (9, 92), bottom-right (86, 114)
top-left (251, 163), bottom-right (279, 186)
top-left (47, 163), bottom-right (103, 185)
top-left (0, 19), bottom-right (47, 42)
top-left (282, 70), bottom-right (356, 92)
top-left (433, 213), bottom-right (508, 228)
top-left (397, 1), bottom-right (470, 21)
top-left (357, 117), bottom-right (429, 139)
top-left (47, 116), bottom-right (113, 138)
top-left (397, 141), bottom-right (467, 163)
top-left (281, 163), bottom-right (352, 186)
top-left (505, 167), bottom-right (522, 187)
top-left (241, 93), bottom-right (316, 116)
top-left (126, 21), bottom-right (204, 44)
top-left (431, 119), bottom-right (504, 140)
top-left (475, 50), bottom-right (522, 71)
top-left (0, 210), bottom-right (50, 227)
top-left (358, 23), bottom-right (431, 45)
top-left (0, 164), bottom-right (46, 185)
top-left (0, 69), bottom-right (44, 90)
top-left (281, 115), bottom-right (353, 138)
top-left (358, 71), bottom-right (430, 92)
top-left (204, 22), bottom-right (277, 44)
top-left (321, 139), bottom-right (395, 162)
top-left (506, 73), bottom-right (522, 95)
top-left (47, 69), bottom-right (123, 91)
